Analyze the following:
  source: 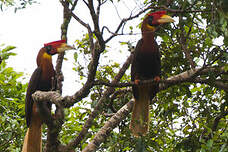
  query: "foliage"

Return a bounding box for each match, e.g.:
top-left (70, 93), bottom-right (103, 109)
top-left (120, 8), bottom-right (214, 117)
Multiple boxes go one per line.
top-left (0, 45), bottom-right (27, 152)
top-left (0, 0), bottom-right (36, 12)
top-left (72, 0), bottom-right (227, 151)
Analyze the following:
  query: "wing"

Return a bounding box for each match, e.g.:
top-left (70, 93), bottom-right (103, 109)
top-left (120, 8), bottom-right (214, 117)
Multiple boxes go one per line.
top-left (25, 67), bottom-right (42, 127)
top-left (149, 51), bottom-right (161, 100)
top-left (131, 39), bottom-right (143, 100)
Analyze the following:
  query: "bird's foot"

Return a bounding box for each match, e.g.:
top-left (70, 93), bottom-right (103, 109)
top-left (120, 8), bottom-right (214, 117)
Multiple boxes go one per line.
top-left (154, 76), bottom-right (161, 82)
top-left (134, 79), bottom-right (140, 85)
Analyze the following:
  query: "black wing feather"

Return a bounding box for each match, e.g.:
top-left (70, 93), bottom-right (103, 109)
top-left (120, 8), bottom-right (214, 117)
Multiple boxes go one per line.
top-left (131, 39), bottom-right (143, 100)
top-left (25, 67), bottom-right (42, 127)
top-left (131, 39), bottom-right (161, 100)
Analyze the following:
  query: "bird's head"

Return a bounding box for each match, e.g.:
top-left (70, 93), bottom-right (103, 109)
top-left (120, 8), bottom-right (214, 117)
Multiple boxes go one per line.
top-left (43, 40), bottom-right (75, 55)
top-left (37, 40), bottom-right (74, 66)
top-left (142, 11), bottom-right (174, 32)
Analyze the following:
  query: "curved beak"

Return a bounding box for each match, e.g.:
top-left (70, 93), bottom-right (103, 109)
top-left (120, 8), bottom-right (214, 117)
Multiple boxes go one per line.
top-left (157, 14), bottom-right (175, 24)
top-left (57, 43), bottom-right (75, 53)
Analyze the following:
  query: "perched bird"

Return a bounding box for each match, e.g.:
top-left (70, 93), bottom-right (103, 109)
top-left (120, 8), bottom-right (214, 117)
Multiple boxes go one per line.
top-left (130, 11), bottom-right (174, 137)
top-left (22, 40), bottom-right (74, 152)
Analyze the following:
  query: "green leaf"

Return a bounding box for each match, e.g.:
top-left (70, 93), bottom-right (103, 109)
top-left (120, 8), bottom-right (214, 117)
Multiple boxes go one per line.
top-left (74, 52), bottom-right (78, 62)
top-left (224, 64), bottom-right (228, 72)
top-left (206, 139), bottom-right (213, 148)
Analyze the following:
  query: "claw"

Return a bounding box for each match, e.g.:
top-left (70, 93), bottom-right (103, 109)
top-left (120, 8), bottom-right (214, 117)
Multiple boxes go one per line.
top-left (135, 79), bottom-right (140, 85)
top-left (154, 76), bottom-right (161, 82)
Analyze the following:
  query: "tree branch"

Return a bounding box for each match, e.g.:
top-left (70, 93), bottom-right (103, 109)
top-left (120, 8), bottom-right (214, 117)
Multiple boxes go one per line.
top-left (150, 5), bottom-right (211, 13)
top-left (31, 64), bottom-right (226, 151)
top-left (82, 100), bottom-right (134, 152)
top-left (32, 91), bottom-right (68, 152)
top-left (87, 0), bottom-right (105, 50)
top-left (62, 43), bottom-right (102, 108)
top-left (61, 0), bottom-right (94, 52)
top-left (44, 1), bottom-right (75, 151)
top-left (104, 5), bottom-right (150, 43)
top-left (32, 66), bottom-right (226, 109)
top-left (212, 111), bottom-right (228, 133)
top-left (56, 1), bottom-right (73, 94)
top-left (93, 66), bottom-right (227, 91)
top-left (80, 68), bottom-right (227, 151)
top-left (65, 53), bottom-right (133, 151)
top-left (178, 15), bottom-right (196, 69)
top-left (104, 4), bottom-right (210, 43)
top-left (60, 1), bottom-right (107, 108)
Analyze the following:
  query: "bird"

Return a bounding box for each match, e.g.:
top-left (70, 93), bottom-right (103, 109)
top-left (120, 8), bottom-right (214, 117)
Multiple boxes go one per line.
top-left (130, 11), bottom-right (174, 137)
top-left (22, 40), bottom-right (74, 152)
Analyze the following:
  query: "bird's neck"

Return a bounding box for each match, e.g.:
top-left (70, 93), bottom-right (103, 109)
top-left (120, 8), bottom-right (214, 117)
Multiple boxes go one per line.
top-left (37, 49), bottom-right (55, 82)
top-left (141, 31), bottom-right (157, 52)
top-left (40, 58), bottom-right (55, 81)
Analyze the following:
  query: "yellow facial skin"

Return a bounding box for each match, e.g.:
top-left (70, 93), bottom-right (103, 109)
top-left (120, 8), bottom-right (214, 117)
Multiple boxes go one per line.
top-left (146, 24), bottom-right (156, 31)
top-left (43, 52), bottom-right (52, 59)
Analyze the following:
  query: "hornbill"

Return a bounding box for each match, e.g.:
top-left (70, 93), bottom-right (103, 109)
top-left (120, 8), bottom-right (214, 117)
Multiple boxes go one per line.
top-left (22, 40), bottom-right (74, 152)
top-left (130, 11), bottom-right (174, 137)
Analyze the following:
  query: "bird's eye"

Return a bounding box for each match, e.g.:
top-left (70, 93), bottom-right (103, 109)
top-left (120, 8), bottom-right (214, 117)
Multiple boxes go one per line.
top-left (45, 45), bottom-right (52, 54)
top-left (148, 16), bottom-right (154, 26)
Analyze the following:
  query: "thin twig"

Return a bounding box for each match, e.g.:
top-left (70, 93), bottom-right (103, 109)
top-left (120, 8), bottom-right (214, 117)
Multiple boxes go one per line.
top-left (32, 66), bottom-right (226, 108)
top-left (82, 100), bottom-right (134, 152)
top-left (65, 53), bottom-right (133, 150)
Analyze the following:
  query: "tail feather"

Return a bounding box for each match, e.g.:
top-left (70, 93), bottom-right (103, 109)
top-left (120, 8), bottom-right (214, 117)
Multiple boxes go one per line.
top-left (22, 119), bottom-right (42, 152)
top-left (130, 86), bottom-right (150, 137)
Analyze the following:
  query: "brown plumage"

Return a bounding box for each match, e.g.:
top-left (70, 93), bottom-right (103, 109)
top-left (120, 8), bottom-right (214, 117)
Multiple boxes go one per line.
top-left (130, 11), bottom-right (174, 137)
top-left (22, 40), bottom-right (74, 152)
